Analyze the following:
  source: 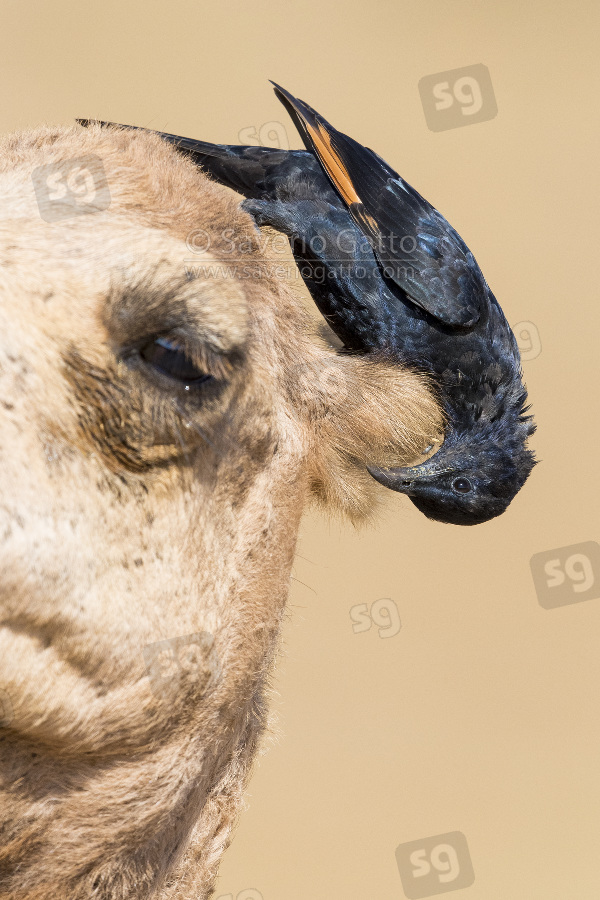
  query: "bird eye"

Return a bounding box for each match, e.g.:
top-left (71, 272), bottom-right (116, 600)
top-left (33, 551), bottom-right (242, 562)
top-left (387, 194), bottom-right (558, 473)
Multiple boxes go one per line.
top-left (452, 477), bottom-right (472, 494)
top-left (139, 337), bottom-right (212, 387)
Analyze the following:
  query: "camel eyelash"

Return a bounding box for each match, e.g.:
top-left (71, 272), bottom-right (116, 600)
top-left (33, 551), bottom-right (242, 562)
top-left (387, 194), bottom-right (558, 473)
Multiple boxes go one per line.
top-left (120, 331), bottom-right (235, 392)
top-left (138, 336), bottom-right (213, 387)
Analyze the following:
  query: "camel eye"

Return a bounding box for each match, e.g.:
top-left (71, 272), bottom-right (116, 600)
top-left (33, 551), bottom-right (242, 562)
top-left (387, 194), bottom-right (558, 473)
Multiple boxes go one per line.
top-left (452, 477), bottom-right (472, 494)
top-left (140, 337), bottom-right (212, 387)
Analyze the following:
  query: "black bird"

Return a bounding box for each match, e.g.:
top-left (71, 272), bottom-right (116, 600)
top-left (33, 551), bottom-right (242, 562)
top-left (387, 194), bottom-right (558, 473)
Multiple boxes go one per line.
top-left (78, 83), bottom-right (536, 525)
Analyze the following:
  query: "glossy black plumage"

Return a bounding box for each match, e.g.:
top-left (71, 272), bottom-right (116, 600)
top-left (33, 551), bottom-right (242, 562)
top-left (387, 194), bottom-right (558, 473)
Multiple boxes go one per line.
top-left (77, 85), bottom-right (537, 525)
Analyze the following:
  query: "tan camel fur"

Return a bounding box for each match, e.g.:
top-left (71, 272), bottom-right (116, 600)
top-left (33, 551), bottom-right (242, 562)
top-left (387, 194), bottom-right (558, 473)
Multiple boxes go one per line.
top-left (0, 124), bottom-right (444, 899)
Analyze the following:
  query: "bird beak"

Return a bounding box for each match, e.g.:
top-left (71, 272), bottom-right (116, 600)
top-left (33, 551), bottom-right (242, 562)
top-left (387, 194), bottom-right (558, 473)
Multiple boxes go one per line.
top-left (367, 453), bottom-right (454, 494)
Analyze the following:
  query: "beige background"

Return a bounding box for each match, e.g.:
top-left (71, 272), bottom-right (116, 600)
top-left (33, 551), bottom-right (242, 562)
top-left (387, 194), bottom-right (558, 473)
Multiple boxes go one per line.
top-left (2, 1), bottom-right (598, 897)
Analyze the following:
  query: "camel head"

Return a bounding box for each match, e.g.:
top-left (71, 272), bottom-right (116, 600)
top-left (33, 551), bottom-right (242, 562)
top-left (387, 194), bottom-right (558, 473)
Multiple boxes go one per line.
top-left (0, 124), bottom-right (443, 899)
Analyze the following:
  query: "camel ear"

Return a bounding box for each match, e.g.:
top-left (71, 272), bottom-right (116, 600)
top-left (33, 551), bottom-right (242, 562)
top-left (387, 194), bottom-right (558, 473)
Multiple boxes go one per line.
top-left (296, 350), bottom-right (444, 521)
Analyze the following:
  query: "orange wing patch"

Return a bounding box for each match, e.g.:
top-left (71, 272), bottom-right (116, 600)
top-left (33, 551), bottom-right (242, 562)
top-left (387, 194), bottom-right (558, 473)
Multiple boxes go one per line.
top-left (347, 202), bottom-right (380, 242)
top-left (307, 121), bottom-right (362, 207)
top-left (306, 122), bottom-right (381, 239)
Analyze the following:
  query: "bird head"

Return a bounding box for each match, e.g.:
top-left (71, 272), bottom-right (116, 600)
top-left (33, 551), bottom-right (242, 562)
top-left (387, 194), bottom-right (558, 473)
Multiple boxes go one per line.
top-left (368, 415), bottom-right (537, 525)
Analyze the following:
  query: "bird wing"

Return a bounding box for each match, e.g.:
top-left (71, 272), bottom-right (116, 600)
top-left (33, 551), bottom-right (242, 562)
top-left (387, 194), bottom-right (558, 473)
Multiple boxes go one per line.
top-left (76, 119), bottom-right (301, 198)
top-left (271, 83), bottom-right (486, 327)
